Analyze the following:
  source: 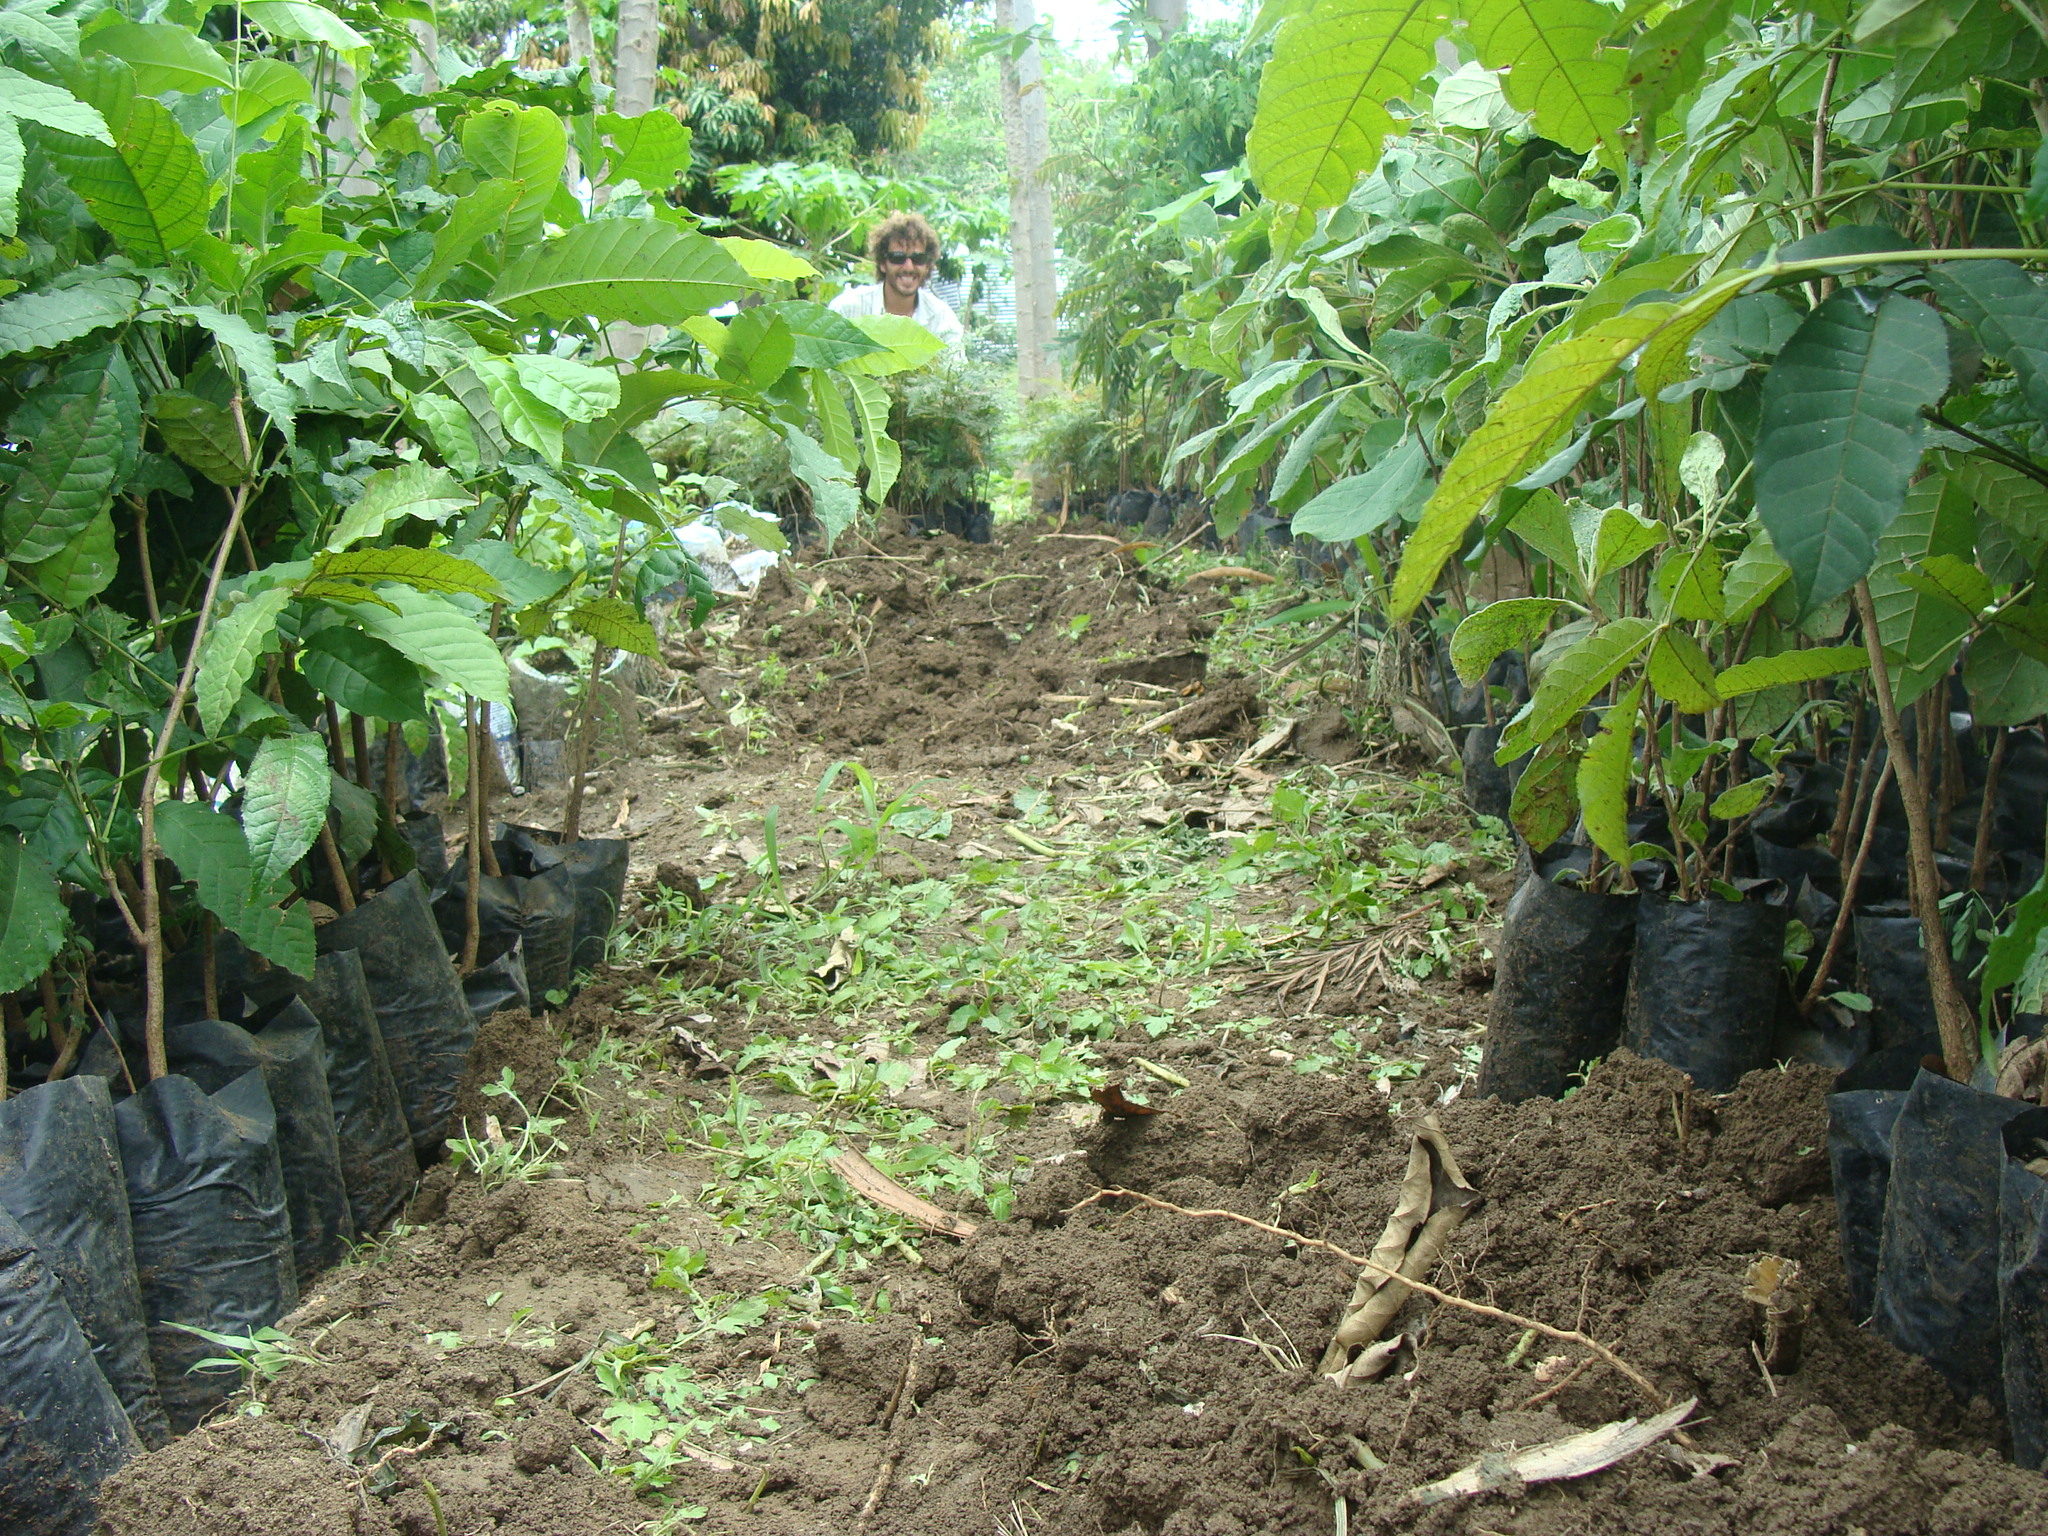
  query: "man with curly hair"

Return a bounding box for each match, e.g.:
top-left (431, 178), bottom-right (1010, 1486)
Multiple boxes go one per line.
top-left (828, 210), bottom-right (964, 349)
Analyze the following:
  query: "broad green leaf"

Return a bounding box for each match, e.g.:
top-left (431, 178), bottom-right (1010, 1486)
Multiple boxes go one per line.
top-left (328, 772), bottom-right (377, 864)
top-left (1710, 776), bottom-right (1775, 820)
top-left (1984, 866), bottom-right (2048, 1019)
top-left (1646, 628), bottom-right (1721, 712)
top-left (1246, 0), bottom-right (1449, 209)
top-left (0, 64), bottom-right (109, 141)
top-left (1462, 0), bottom-right (1630, 157)
top-left (846, 374), bottom-right (900, 506)
top-left (27, 508), bottom-right (115, 604)
top-left (416, 179), bottom-right (522, 297)
top-left (469, 356), bottom-right (565, 464)
top-left (1713, 644), bottom-right (1868, 696)
top-left (837, 314), bottom-right (945, 376)
top-left (84, 22), bottom-right (230, 94)
top-left (1, 345), bottom-right (136, 561)
top-left (0, 117), bottom-right (20, 236)
top-left (1952, 456), bottom-right (2048, 550)
top-left (345, 586), bottom-right (511, 703)
top-left (1496, 617), bottom-right (1655, 761)
top-left (460, 102), bottom-right (564, 247)
top-left (0, 833), bottom-right (66, 993)
top-left (784, 427), bottom-right (858, 546)
top-left (492, 219), bottom-right (755, 325)
top-left (717, 308), bottom-right (797, 391)
top-left (0, 1), bottom-right (81, 67)
top-left (171, 305), bottom-right (295, 441)
top-left (1965, 627), bottom-right (2048, 725)
top-left (155, 799), bottom-right (313, 975)
top-left (1897, 552), bottom-right (1994, 616)
top-left (751, 301), bottom-right (886, 368)
top-left (325, 462), bottom-right (469, 552)
top-left (196, 584), bottom-right (292, 734)
top-left (1270, 396), bottom-right (1349, 509)
top-left (225, 57), bottom-right (311, 128)
top-left (43, 59), bottom-right (214, 263)
top-left (1573, 502), bottom-right (1665, 586)
top-left (1393, 305), bottom-right (1672, 618)
top-left (1869, 474), bottom-right (1971, 706)
top-left (298, 625), bottom-right (426, 720)
top-left (1291, 435), bottom-right (1428, 543)
top-left (237, 2), bottom-right (369, 51)
top-left (1509, 736), bottom-right (1578, 849)
top-left (0, 276), bottom-right (137, 357)
top-left (1651, 546), bottom-right (1724, 621)
top-left (1754, 290), bottom-right (1948, 613)
top-left (1449, 597), bottom-right (1562, 684)
top-left (151, 389), bottom-right (252, 485)
top-left (1577, 679), bottom-right (1643, 865)
top-left (808, 369), bottom-right (858, 476)
top-left (458, 539), bottom-right (572, 610)
top-left (509, 354), bottom-right (620, 423)
top-left (311, 547), bottom-right (505, 602)
top-left (241, 730), bottom-right (331, 894)
top-left (1928, 259), bottom-right (2048, 423)
top-left (406, 392), bottom-right (484, 478)
top-left (1505, 488), bottom-right (1577, 571)
top-left (569, 596), bottom-right (658, 657)
top-left (717, 237), bottom-right (817, 282)
top-left (597, 109), bottom-right (691, 192)
top-left (1723, 528), bottom-right (1792, 622)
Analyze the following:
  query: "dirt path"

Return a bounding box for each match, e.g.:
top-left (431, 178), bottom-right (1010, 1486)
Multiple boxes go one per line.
top-left (99, 518), bottom-right (2047, 1536)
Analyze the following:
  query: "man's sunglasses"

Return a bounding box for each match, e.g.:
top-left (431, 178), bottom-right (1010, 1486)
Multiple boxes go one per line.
top-left (882, 250), bottom-right (933, 266)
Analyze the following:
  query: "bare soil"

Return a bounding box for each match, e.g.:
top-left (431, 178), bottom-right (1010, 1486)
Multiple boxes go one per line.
top-left (96, 516), bottom-right (2048, 1536)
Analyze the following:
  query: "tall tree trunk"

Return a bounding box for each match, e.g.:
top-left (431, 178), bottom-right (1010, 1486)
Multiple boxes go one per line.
top-left (614, 0), bottom-right (659, 117)
top-left (994, 0), bottom-right (1059, 402)
top-left (566, 0), bottom-right (598, 192)
top-left (1144, 0), bottom-right (1186, 57)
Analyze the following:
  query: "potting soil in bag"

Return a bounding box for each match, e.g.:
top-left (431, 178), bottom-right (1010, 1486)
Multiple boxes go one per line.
top-left (316, 871), bottom-right (475, 1162)
top-left (433, 857), bottom-right (576, 1002)
top-left (1872, 1069), bottom-right (2034, 1414)
top-left (167, 1011), bottom-right (356, 1282)
top-left (1623, 891), bottom-right (1788, 1093)
top-left (246, 950), bottom-right (416, 1237)
top-left (1854, 905), bottom-right (1941, 1054)
top-left (463, 935), bottom-right (531, 1023)
top-left (500, 824), bottom-right (630, 976)
top-left (1998, 1109), bottom-right (2048, 1470)
top-left (1459, 723), bottom-right (1515, 823)
top-left (1827, 1053), bottom-right (1916, 1321)
top-left (1477, 865), bottom-right (1637, 1103)
top-left (115, 1069), bottom-right (297, 1433)
top-left (0, 1077), bottom-right (168, 1448)
top-left (0, 1205), bottom-right (140, 1535)
top-left (399, 810), bottom-right (449, 886)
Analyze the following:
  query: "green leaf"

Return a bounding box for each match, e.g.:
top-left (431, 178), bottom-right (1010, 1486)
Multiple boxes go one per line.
top-left (0, 117), bottom-right (21, 237)
top-left (1245, 0), bottom-right (1449, 209)
top-left (836, 314), bottom-right (945, 376)
top-left (1577, 679), bottom-right (1643, 865)
top-left (27, 507), bottom-right (116, 604)
top-left (1651, 546), bottom-right (1724, 621)
top-left (310, 547), bottom-right (504, 602)
top-left (44, 59), bottom-right (214, 263)
top-left (717, 237), bottom-right (817, 282)
top-left (1496, 617), bottom-right (1655, 761)
top-left (0, 276), bottom-right (138, 358)
top-left (405, 391), bottom-right (484, 479)
top-left (784, 427), bottom-right (859, 547)
top-left (151, 389), bottom-right (253, 486)
top-left (716, 308), bottom-right (797, 391)
top-left (298, 625), bottom-right (426, 720)
top-left (808, 369), bottom-right (858, 475)
top-left (509, 354), bottom-right (619, 423)
top-left (171, 304), bottom-right (295, 442)
top-left (1290, 435), bottom-right (1428, 543)
top-left (568, 596), bottom-right (658, 657)
top-left (1723, 528), bottom-right (1792, 622)
top-left (1463, 0), bottom-right (1630, 157)
top-left (1928, 263), bottom-right (2048, 424)
top-left (328, 772), bottom-right (377, 863)
top-left (1646, 628), bottom-right (1721, 712)
top-left (1393, 305), bottom-right (1672, 618)
top-left (457, 539), bottom-right (572, 610)
top-left (752, 300), bottom-right (887, 369)
top-left (415, 178), bottom-right (522, 297)
top-left (225, 57), bottom-right (311, 128)
top-left (1898, 552), bottom-right (1994, 616)
top-left (469, 356), bottom-right (565, 464)
top-left (846, 374), bottom-right (900, 506)
top-left (1509, 736), bottom-right (1578, 849)
top-left (1, 345), bottom-right (136, 561)
top-left (344, 586), bottom-right (511, 704)
top-left (1953, 456), bottom-right (2048, 550)
top-left (325, 462), bottom-right (469, 552)
top-left (1574, 502), bottom-right (1666, 587)
top-left (459, 102), bottom-right (564, 248)
top-left (1713, 645), bottom-right (1868, 696)
top-left (1710, 776), bottom-right (1775, 820)
top-left (241, 731), bottom-right (330, 894)
top-left (197, 584), bottom-right (292, 735)
top-left (1868, 473), bottom-right (1971, 706)
top-left (1450, 597), bottom-right (1562, 684)
top-left (1964, 627), bottom-right (2048, 726)
top-left (492, 219), bottom-right (755, 325)
top-left (237, 2), bottom-right (369, 51)
top-left (1754, 290), bottom-right (1948, 614)
top-left (0, 833), bottom-right (65, 993)
top-left (0, 64), bottom-right (109, 141)
top-left (597, 109), bottom-right (691, 192)
top-left (156, 799), bottom-right (313, 975)
top-left (84, 22), bottom-right (230, 94)
top-left (1984, 866), bottom-right (2048, 1020)
top-left (0, 1), bottom-right (82, 68)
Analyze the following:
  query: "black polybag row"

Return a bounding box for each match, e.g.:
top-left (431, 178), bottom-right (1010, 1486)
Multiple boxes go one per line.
top-left (1623, 887), bottom-right (1789, 1094)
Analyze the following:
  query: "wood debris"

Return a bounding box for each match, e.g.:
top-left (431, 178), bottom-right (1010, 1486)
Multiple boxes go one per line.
top-left (829, 1148), bottom-right (978, 1240)
top-left (1405, 1399), bottom-right (1699, 1504)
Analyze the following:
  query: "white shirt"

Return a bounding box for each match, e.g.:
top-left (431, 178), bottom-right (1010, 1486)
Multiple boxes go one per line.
top-left (828, 282), bottom-right (964, 350)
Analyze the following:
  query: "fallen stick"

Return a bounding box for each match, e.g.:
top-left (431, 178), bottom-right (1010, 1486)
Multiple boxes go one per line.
top-left (830, 1149), bottom-right (979, 1240)
top-left (855, 1341), bottom-right (922, 1534)
top-left (1406, 1398), bottom-right (1697, 1504)
top-left (1067, 1188), bottom-right (1670, 1409)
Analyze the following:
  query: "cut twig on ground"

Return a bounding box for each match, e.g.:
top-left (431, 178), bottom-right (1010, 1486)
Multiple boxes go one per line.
top-left (830, 1149), bottom-right (979, 1240)
top-left (1404, 1398), bottom-right (1697, 1504)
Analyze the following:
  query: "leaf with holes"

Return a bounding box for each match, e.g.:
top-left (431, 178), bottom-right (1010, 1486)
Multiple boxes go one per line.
top-left (1577, 679), bottom-right (1643, 865)
top-left (1754, 291), bottom-right (1948, 613)
top-left (241, 731), bottom-right (331, 895)
top-left (1510, 736), bottom-right (1579, 850)
top-left (1496, 617), bottom-right (1655, 761)
top-left (569, 597), bottom-right (658, 657)
top-left (1451, 598), bottom-right (1564, 684)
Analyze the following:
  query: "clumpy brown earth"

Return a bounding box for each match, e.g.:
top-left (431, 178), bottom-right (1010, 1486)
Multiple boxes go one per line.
top-left (97, 516), bottom-right (2048, 1534)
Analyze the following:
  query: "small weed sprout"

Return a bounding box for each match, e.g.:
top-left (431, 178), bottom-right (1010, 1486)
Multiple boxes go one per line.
top-left (447, 1069), bottom-right (567, 1189)
top-left (165, 1323), bottom-right (320, 1412)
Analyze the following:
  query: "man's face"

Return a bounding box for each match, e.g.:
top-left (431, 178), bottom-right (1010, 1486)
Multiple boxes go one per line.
top-left (880, 244), bottom-right (933, 297)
